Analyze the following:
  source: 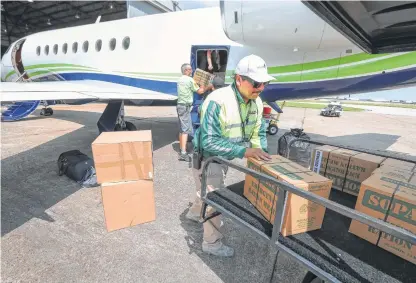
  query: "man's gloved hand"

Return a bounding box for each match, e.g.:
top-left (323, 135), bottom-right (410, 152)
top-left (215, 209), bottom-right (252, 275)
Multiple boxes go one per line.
top-left (244, 148), bottom-right (272, 161)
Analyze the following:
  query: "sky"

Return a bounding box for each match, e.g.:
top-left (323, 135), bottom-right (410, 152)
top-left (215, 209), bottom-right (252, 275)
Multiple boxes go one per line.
top-left (178, 0), bottom-right (219, 10)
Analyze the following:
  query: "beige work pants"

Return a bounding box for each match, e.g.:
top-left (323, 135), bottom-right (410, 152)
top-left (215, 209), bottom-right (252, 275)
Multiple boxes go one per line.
top-left (189, 161), bottom-right (228, 244)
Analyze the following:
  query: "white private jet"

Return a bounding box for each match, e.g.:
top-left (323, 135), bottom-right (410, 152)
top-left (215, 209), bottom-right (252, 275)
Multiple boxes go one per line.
top-left (1, 1), bottom-right (416, 133)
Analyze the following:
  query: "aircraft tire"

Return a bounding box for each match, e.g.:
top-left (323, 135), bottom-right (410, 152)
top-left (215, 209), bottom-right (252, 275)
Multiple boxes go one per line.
top-left (125, 121), bottom-right (137, 131)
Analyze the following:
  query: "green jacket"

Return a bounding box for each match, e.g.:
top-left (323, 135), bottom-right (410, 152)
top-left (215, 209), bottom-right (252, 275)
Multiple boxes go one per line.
top-left (193, 82), bottom-right (268, 160)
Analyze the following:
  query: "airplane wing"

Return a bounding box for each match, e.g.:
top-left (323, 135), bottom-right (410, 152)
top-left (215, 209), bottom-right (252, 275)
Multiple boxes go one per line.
top-left (302, 1), bottom-right (416, 54)
top-left (0, 80), bottom-right (177, 102)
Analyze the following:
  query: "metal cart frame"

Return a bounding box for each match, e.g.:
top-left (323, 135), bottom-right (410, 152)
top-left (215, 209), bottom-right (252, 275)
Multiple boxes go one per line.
top-left (198, 141), bottom-right (416, 283)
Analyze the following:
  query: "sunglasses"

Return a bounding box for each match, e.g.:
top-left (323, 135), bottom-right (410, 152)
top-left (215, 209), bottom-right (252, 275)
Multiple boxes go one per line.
top-left (240, 75), bottom-right (269, 88)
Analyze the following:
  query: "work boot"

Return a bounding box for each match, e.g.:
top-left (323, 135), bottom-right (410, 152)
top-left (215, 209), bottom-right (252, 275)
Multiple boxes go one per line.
top-left (178, 152), bottom-right (191, 162)
top-left (202, 240), bottom-right (234, 257)
top-left (185, 209), bottom-right (200, 222)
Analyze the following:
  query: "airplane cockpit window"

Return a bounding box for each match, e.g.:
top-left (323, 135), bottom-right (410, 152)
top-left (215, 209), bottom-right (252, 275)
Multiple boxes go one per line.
top-left (36, 46), bottom-right (40, 56)
top-left (44, 45), bottom-right (49, 55)
top-left (96, 39), bottom-right (102, 52)
top-left (72, 42), bottom-right (78, 53)
top-left (122, 36), bottom-right (130, 50)
top-left (53, 44), bottom-right (58, 55)
top-left (83, 41), bottom-right (89, 53)
top-left (109, 38), bottom-right (116, 51)
top-left (62, 43), bottom-right (68, 54)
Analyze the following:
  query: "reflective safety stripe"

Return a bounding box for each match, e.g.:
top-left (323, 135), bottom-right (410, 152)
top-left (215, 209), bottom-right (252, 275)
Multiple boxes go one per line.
top-left (194, 82), bottom-right (268, 159)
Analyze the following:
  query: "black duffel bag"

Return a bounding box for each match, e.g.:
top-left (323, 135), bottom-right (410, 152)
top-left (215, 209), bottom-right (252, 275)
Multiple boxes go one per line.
top-left (57, 150), bottom-right (97, 187)
top-left (278, 128), bottom-right (312, 168)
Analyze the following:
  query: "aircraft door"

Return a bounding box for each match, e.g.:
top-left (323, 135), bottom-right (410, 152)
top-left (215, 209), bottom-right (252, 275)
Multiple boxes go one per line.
top-left (11, 39), bottom-right (29, 80)
top-left (189, 45), bottom-right (230, 137)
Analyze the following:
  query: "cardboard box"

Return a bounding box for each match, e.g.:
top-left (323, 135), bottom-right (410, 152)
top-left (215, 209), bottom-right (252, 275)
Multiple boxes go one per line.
top-left (193, 68), bottom-right (215, 87)
top-left (349, 173), bottom-right (400, 244)
top-left (343, 153), bottom-right (386, 196)
top-left (377, 180), bottom-right (416, 264)
top-left (243, 155), bottom-right (291, 205)
top-left (349, 170), bottom-right (416, 264)
top-left (92, 130), bottom-right (154, 183)
top-left (324, 148), bottom-right (360, 191)
top-left (380, 158), bottom-right (416, 171)
top-left (310, 145), bottom-right (339, 175)
top-left (101, 180), bottom-right (156, 232)
top-left (244, 156), bottom-right (332, 236)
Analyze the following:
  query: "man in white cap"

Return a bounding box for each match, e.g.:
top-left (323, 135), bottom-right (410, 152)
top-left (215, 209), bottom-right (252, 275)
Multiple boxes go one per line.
top-left (186, 54), bottom-right (274, 257)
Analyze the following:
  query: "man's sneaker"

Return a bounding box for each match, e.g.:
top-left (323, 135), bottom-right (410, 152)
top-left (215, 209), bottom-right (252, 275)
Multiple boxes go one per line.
top-left (185, 210), bottom-right (200, 222)
top-left (202, 241), bottom-right (234, 257)
top-left (178, 152), bottom-right (191, 162)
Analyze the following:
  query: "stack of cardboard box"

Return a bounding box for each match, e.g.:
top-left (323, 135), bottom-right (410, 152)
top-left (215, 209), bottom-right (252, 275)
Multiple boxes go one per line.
top-left (310, 146), bottom-right (416, 264)
top-left (91, 130), bottom-right (156, 232)
top-left (349, 165), bottom-right (415, 264)
top-left (310, 146), bottom-right (386, 196)
top-left (243, 155), bottom-right (333, 236)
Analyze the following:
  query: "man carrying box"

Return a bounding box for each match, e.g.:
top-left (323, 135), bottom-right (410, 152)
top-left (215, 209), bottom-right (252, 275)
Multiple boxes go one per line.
top-left (177, 63), bottom-right (213, 161)
top-left (186, 55), bottom-right (274, 257)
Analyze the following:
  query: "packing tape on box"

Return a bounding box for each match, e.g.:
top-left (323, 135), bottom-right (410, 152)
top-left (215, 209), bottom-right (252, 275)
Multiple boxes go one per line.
top-left (95, 142), bottom-right (152, 180)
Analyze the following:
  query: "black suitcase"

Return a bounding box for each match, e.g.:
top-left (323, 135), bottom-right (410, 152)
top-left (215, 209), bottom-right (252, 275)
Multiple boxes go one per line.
top-left (57, 150), bottom-right (95, 183)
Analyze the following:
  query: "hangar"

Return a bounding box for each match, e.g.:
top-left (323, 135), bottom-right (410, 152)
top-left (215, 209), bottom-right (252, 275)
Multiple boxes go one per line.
top-left (1, 0), bottom-right (182, 56)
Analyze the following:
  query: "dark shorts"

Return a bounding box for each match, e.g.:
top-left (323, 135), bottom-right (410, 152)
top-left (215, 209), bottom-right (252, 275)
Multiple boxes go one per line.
top-left (177, 104), bottom-right (192, 134)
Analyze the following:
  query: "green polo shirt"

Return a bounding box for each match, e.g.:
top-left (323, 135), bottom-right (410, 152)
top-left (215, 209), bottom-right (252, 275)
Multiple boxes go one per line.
top-left (177, 75), bottom-right (199, 105)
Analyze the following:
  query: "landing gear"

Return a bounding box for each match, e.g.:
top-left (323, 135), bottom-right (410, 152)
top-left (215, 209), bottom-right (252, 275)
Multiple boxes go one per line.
top-left (39, 100), bottom-right (54, 116)
top-left (40, 107), bottom-right (53, 116)
top-left (97, 100), bottom-right (138, 134)
top-left (114, 121), bottom-right (137, 131)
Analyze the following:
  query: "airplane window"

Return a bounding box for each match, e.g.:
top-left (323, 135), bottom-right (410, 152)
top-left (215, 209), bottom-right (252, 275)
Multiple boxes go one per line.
top-left (96, 39), bottom-right (102, 52)
top-left (45, 45), bottom-right (49, 55)
top-left (53, 44), bottom-right (58, 55)
top-left (109, 38), bottom-right (116, 51)
top-left (72, 42), bottom-right (78, 53)
top-left (122, 36), bottom-right (130, 50)
top-left (36, 46), bottom-right (41, 56)
top-left (62, 43), bottom-right (68, 54)
top-left (83, 41), bottom-right (89, 53)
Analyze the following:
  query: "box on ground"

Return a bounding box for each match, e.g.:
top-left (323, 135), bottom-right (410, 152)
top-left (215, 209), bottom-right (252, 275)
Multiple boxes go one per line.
top-left (101, 180), bottom-right (156, 232)
top-left (349, 169), bottom-right (416, 264)
top-left (243, 155), bottom-right (332, 236)
top-left (92, 130), bottom-right (154, 184)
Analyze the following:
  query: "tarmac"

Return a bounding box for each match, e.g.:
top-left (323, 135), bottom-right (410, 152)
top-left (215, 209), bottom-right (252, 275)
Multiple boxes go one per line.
top-left (2, 104), bottom-right (416, 283)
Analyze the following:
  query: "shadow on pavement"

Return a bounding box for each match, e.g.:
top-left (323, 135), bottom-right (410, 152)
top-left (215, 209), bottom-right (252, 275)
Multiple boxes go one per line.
top-left (1, 109), bottom-right (178, 236)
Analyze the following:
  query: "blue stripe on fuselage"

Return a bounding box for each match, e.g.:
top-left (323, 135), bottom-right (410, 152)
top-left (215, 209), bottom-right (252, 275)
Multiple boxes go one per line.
top-left (59, 72), bottom-right (178, 95)
top-left (53, 68), bottom-right (416, 102)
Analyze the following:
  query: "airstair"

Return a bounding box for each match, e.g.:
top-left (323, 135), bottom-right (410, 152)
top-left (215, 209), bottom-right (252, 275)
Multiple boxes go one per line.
top-left (1, 72), bottom-right (43, 122)
top-left (1, 100), bottom-right (41, 121)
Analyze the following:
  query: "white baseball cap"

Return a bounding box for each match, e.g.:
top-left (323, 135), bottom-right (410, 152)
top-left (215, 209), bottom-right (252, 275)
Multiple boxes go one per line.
top-left (235, 54), bottom-right (275, 83)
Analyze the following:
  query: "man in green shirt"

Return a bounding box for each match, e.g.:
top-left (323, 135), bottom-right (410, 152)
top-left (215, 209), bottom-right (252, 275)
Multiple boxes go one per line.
top-left (177, 63), bottom-right (212, 161)
top-left (186, 55), bottom-right (274, 257)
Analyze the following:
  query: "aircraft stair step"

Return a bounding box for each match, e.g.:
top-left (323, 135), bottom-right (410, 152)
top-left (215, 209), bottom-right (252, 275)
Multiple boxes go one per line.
top-left (1, 100), bottom-right (41, 121)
